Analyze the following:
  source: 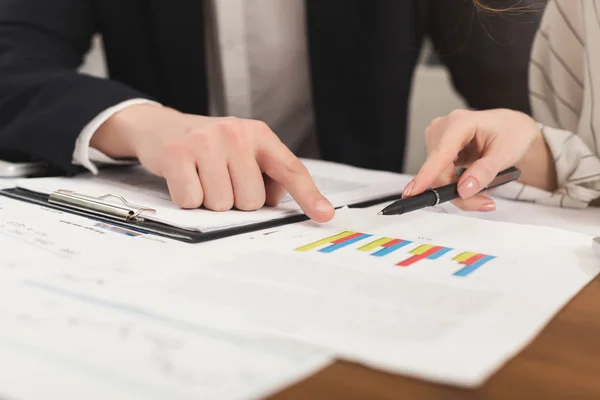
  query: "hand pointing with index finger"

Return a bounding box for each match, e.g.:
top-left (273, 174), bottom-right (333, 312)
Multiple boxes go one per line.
top-left (253, 122), bottom-right (336, 222)
top-left (90, 104), bottom-right (336, 222)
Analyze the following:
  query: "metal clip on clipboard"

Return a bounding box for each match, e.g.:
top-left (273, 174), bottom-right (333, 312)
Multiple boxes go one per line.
top-left (48, 190), bottom-right (156, 222)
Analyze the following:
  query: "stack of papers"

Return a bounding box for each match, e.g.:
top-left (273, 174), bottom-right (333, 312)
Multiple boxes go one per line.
top-left (70, 207), bottom-right (594, 387)
top-left (1, 161), bottom-right (598, 396)
top-left (15, 159), bottom-right (411, 232)
top-left (435, 195), bottom-right (600, 236)
top-left (0, 196), bottom-right (333, 400)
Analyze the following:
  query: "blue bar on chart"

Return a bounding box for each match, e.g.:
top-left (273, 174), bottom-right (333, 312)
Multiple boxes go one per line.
top-left (427, 247), bottom-right (453, 260)
top-left (453, 255), bottom-right (496, 277)
top-left (372, 239), bottom-right (412, 257)
top-left (319, 233), bottom-right (373, 253)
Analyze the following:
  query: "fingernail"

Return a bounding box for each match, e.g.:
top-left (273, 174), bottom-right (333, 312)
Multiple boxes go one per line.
top-left (479, 203), bottom-right (496, 212)
top-left (403, 180), bottom-right (415, 198)
top-left (458, 176), bottom-right (480, 199)
top-left (316, 200), bottom-right (334, 213)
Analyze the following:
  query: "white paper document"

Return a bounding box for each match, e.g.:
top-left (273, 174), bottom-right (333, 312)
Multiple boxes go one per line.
top-left (0, 196), bottom-right (333, 400)
top-left (0, 179), bottom-right (15, 189)
top-left (436, 196), bottom-right (599, 236)
top-left (2, 177), bottom-right (598, 390)
top-left (15, 159), bottom-right (411, 232)
top-left (0, 195), bottom-right (179, 280)
top-left (0, 281), bottom-right (331, 400)
top-left (41, 207), bottom-right (598, 388)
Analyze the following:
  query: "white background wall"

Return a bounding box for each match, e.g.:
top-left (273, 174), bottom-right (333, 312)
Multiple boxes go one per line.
top-left (79, 36), bottom-right (465, 175)
top-left (405, 42), bottom-right (467, 174)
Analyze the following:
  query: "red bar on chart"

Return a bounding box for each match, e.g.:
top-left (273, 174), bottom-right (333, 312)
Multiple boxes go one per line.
top-left (382, 238), bottom-right (403, 248)
top-left (462, 253), bottom-right (487, 265)
top-left (397, 246), bottom-right (445, 267)
top-left (370, 239), bottom-right (412, 257)
top-left (331, 232), bottom-right (365, 244)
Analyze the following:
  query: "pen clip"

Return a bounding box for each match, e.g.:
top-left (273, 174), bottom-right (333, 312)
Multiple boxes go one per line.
top-left (48, 190), bottom-right (156, 222)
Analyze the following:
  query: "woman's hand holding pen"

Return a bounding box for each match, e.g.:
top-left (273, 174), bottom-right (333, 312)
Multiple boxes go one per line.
top-left (90, 104), bottom-right (335, 222)
top-left (406, 109), bottom-right (557, 212)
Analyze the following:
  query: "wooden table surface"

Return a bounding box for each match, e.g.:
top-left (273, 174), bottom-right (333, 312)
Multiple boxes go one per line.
top-left (270, 275), bottom-right (600, 399)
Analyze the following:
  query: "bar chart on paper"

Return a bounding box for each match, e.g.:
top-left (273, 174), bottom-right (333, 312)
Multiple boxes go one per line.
top-left (294, 231), bottom-right (496, 277)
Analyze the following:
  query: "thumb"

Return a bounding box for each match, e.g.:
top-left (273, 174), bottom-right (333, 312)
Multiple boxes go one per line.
top-left (457, 156), bottom-right (503, 199)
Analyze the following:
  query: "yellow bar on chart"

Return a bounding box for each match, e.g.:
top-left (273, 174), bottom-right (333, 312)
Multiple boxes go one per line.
top-left (410, 244), bottom-right (434, 255)
top-left (358, 237), bottom-right (394, 252)
top-left (295, 231), bottom-right (356, 252)
top-left (453, 252), bottom-right (477, 262)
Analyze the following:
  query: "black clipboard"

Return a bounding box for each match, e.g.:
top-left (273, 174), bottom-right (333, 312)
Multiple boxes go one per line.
top-left (0, 187), bottom-right (402, 244)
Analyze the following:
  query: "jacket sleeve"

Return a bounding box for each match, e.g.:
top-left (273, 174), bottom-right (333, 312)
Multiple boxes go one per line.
top-left (0, 0), bottom-right (151, 174)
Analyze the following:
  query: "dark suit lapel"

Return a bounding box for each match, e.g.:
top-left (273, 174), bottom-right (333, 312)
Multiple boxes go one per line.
top-left (147, 0), bottom-right (209, 115)
top-left (305, 0), bottom-right (427, 173)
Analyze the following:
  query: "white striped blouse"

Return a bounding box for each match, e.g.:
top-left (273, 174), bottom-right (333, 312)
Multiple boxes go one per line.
top-left (497, 0), bottom-right (600, 208)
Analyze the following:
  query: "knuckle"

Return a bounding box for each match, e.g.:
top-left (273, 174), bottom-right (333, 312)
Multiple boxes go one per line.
top-left (284, 157), bottom-right (308, 178)
top-left (425, 117), bottom-right (445, 144)
top-left (424, 124), bottom-right (436, 145)
top-left (424, 124), bottom-right (433, 139)
top-left (230, 131), bottom-right (248, 149)
top-left (219, 116), bottom-right (244, 129)
top-left (218, 117), bottom-right (250, 148)
top-left (430, 116), bottom-right (443, 126)
top-left (188, 128), bottom-right (217, 153)
top-left (252, 119), bottom-right (271, 133)
top-left (448, 109), bottom-right (469, 119)
top-left (254, 120), bottom-right (275, 138)
top-left (250, 119), bottom-right (277, 144)
top-left (217, 117), bottom-right (244, 136)
top-left (429, 143), bottom-right (446, 157)
top-left (476, 161), bottom-right (497, 179)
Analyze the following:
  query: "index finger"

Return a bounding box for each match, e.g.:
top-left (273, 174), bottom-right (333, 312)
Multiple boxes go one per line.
top-left (409, 117), bottom-right (478, 196)
top-left (255, 134), bottom-right (334, 223)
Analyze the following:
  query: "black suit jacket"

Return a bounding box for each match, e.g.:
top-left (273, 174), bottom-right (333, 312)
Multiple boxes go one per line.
top-left (0, 0), bottom-right (543, 175)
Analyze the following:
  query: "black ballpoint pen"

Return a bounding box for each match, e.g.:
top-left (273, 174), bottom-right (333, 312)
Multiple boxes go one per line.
top-left (378, 167), bottom-right (521, 216)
